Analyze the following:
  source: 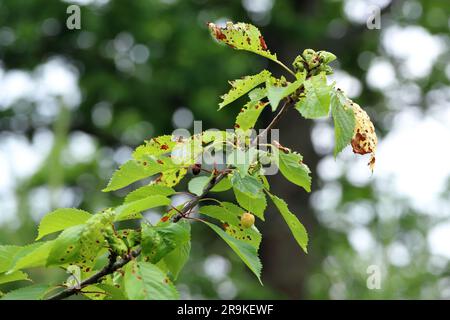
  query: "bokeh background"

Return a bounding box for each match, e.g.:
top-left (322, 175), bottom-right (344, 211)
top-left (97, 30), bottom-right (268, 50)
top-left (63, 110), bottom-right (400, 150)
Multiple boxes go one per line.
top-left (1, 0), bottom-right (450, 299)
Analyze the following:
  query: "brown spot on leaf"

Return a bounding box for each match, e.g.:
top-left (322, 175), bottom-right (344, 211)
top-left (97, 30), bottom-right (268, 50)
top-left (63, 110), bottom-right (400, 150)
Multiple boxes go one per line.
top-left (259, 36), bottom-right (268, 50)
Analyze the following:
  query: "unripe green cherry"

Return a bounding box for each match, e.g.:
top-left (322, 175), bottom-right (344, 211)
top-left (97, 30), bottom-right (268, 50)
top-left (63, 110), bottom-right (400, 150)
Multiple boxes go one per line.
top-left (241, 212), bottom-right (255, 229)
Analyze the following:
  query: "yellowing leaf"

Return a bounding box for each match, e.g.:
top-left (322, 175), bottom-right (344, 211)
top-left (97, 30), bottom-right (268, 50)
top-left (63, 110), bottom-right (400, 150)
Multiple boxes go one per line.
top-left (350, 102), bottom-right (377, 171)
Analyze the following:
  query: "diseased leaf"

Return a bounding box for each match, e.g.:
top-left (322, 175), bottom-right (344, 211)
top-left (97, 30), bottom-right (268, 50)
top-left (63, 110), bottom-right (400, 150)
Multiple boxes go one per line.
top-left (268, 194), bottom-right (308, 253)
top-left (133, 135), bottom-right (177, 160)
top-left (277, 151), bottom-right (311, 192)
top-left (330, 89), bottom-right (356, 156)
top-left (114, 195), bottom-right (171, 222)
top-left (199, 203), bottom-right (262, 249)
top-left (349, 101), bottom-right (378, 171)
top-left (36, 208), bottom-right (91, 240)
top-left (202, 221), bottom-right (262, 284)
top-left (103, 156), bottom-right (177, 192)
top-left (218, 70), bottom-right (271, 109)
top-left (295, 72), bottom-right (332, 119)
top-left (235, 100), bottom-right (268, 131)
top-left (208, 21), bottom-right (278, 63)
top-left (156, 167), bottom-right (188, 187)
top-left (47, 211), bottom-right (114, 270)
top-left (124, 260), bottom-right (179, 300)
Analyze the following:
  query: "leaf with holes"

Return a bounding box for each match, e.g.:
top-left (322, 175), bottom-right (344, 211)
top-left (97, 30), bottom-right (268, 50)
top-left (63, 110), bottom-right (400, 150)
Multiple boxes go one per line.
top-left (208, 22), bottom-right (278, 63)
top-left (235, 101), bottom-right (268, 131)
top-left (218, 70), bottom-right (271, 109)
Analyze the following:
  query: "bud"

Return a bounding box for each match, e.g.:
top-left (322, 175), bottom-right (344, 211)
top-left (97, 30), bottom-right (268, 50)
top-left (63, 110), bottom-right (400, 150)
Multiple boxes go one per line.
top-left (317, 50), bottom-right (336, 64)
top-left (302, 49), bottom-right (320, 69)
top-left (292, 55), bottom-right (306, 73)
top-left (241, 212), bottom-right (255, 229)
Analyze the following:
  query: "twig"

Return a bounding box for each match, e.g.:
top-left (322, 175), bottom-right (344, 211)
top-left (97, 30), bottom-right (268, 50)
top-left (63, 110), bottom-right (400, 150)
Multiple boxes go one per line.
top-left (47, 249), bottom-right (140, 300)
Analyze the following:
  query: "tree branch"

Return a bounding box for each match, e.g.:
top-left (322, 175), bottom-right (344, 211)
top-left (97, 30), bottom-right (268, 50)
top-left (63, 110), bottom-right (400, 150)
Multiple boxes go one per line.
top-left (47, 94), bottom-right (296, 300)
top-left (47, 249), bottom-right (141, 300)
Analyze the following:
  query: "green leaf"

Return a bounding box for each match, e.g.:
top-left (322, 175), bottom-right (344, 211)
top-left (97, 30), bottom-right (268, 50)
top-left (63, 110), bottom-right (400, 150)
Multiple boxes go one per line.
top-left (141, 222), bottom-right (190, 264)
top-left (8, 242), bottom-right (53, 272)
top-left (230, 172), bottom-right (263, 197)
top-left (331, 89), bottom-right (356, 156)
top-left (103, 157), bottom-right (177, 192)
top-left (36, 208), bottom-right (91, 240)
top-left (208, 22), bottom-right (278, 63)
top-left (188, 176), bottom-right (210, 196)
top-left (218, 70), bottom-right (271, 109)
top-left (266, 73), bottom-right (305, 111)
top-left (202, 221), bottom-right (262, 284)
top-left (233, 187), bottom-right (266, 220)
top-left (0, 245), bottom-right (21, 273)
top-left (268, 194), bottom-right (308, 253)
top-left (161, 238), bottom-right (191, 280)
top-left (124, 261), bottom-right (179, 300)
top-left (295, 72), bottom-right (332, 119)
top-left (1, 284), bottom-right (51, 300)
top-left (277, 151), bottom-right (311, 192)
top-left (125, 185), bottom-right (175, 203)
top-left (0, 271), bottom-right (30, 285)
top-left (210, 177), bottom-right (232, 192)
top-left (114, 195), bottom-right (171, 222)
top-left (235, 100), bottom-right (268, 131)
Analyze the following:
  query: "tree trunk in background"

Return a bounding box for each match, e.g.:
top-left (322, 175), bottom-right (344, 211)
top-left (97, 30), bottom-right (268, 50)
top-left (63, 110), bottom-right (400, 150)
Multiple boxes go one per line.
top-left (260, 111), bottom-right (319, 299)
